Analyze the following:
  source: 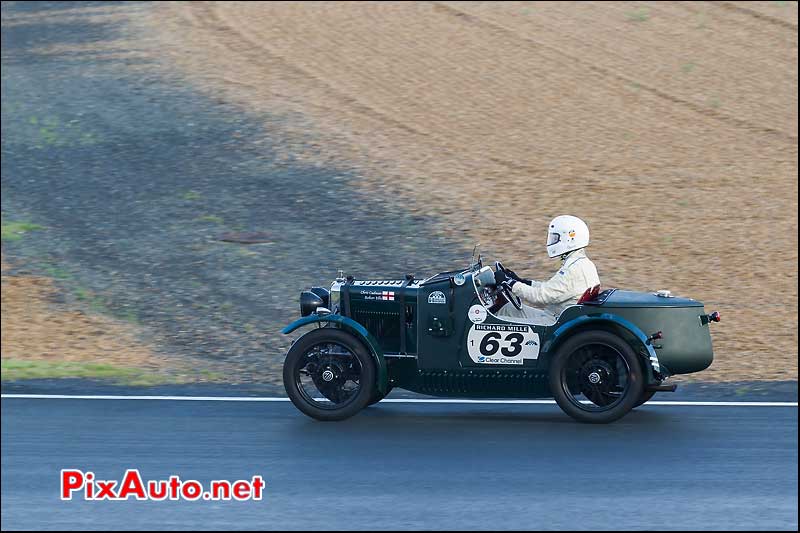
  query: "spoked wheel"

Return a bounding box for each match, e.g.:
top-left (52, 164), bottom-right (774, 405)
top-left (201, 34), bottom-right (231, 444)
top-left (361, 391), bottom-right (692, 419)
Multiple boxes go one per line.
top-left (549, 330), bottom-right (644, 423)
top-left (283, 328), bottom-right (375, 421)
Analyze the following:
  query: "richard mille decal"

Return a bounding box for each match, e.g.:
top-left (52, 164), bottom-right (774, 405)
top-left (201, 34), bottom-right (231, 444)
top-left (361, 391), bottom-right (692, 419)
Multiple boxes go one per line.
top-left (467, 324), bottom-right (540, 365)
top-left (427, 291), bottom-right (447, 304)
top-left (468, 304), bottom-right (487, 324)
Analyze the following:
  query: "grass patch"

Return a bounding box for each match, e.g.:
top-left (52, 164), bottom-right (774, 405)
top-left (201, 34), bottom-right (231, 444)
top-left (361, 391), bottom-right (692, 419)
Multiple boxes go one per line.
top-left (199, 370), bottom-right (224, 381)
top-left (1, 359), bottom-right (176, 386)
top-left (1, 220), bottom-right (44, 242)
top-left (40, 263), bottom-right (72, 280)
top-left (196, 214), bottom-right (224, 224)
top-left (626, 8), bottom-right (650, 22)
top-left (182, 190), bottom-right (202, 201)
top-left (72, 286), bottom-right (115, 315)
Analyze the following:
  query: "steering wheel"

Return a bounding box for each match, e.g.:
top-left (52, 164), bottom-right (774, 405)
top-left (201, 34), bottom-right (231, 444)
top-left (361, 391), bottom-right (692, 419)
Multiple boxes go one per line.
top-left (494, 262), bottom-right (523, 311)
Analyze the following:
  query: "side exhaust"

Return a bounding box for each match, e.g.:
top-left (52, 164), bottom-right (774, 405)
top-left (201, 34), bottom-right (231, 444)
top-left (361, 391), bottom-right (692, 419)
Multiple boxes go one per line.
top-left (647, 383), bottom-right (678, 393)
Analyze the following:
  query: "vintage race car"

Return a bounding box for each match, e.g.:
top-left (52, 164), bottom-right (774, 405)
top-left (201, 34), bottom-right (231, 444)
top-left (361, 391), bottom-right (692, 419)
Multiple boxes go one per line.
top-left (282, 254), bottom-right (718, 423)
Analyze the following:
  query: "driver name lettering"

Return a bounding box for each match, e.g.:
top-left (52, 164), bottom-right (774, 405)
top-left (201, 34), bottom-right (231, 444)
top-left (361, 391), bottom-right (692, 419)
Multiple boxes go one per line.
top-left (360, 290), bottom-right (395, 301)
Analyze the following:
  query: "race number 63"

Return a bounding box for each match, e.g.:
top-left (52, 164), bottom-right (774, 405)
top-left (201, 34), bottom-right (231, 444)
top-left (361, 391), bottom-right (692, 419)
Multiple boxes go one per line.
top-left (467, 324), bottom-right (540, 364)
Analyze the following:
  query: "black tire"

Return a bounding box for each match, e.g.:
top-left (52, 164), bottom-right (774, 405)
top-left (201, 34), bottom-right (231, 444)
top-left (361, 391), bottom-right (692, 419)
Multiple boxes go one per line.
top-left (283, 328), bottom-right (376, 421)
top-left (634, 389), bottom-right (657, 408)
top-left (368, 385), bottom-right (393, 406)
top-left (549, 330), bottom-right (645, 424)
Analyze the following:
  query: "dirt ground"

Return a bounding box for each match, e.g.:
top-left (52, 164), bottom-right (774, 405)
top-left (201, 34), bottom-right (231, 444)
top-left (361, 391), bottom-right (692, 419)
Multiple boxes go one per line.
top-left (125, 1), bottom-right (797, 381)
top-left (1, 256), bottom-right (183, 379)
top-left (2, 2), bottom-right (796, 383)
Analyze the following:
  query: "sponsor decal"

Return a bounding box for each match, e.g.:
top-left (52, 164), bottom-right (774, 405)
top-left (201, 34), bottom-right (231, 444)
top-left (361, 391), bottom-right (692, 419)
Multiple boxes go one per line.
top-left (453, 273), bottom-right (466, 286)
top-left (468, 304), bottom-right (487, 324)
top-left (427, 291), bottom-right (446, 304)
top-left (467, 324), bottom-right (540, 365)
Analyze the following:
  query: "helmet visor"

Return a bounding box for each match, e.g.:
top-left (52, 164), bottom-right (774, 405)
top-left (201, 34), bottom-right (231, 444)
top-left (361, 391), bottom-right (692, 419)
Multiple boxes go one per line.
top-left (547, 232), bottom-right (561, 246)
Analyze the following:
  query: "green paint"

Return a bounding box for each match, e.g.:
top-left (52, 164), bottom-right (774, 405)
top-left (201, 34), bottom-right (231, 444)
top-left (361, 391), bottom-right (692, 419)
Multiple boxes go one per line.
top-left (284, 270), bottom-right (714, 400)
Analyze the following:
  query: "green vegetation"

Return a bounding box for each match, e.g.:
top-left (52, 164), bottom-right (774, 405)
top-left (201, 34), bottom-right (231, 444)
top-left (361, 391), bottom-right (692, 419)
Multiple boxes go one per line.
top-left (196, 214), bottom-right (224, 224)
top-left (627, 8), bottom-right (650, 22)
top-left (40, 263), bottom-right (72, 280)
top-left (72, 286), bottom-right (113, 315)
top-left (1, 220), bottom-right (44, 241)
top-left (182, 190), bottom-right (202, 201)
top-left (1, 359), bottom-right (173, 386)
top-left (22, 115), bottom-right (98, 149)
top-left (199, 370), bottom-right (224, 381)
top-left (1, 359), bottom-right (225, 385)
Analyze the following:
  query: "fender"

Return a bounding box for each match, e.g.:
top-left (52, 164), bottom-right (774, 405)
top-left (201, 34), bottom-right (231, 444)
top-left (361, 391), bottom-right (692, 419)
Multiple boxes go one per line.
top-left (542, 313), bottom-right (662, 382)
top-left (282, 314), bottom-right (389, 394)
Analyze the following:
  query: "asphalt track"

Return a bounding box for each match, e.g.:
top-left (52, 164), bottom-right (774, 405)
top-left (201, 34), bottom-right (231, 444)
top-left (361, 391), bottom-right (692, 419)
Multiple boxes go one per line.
top-left (1, 396), bottom-right (797, 530)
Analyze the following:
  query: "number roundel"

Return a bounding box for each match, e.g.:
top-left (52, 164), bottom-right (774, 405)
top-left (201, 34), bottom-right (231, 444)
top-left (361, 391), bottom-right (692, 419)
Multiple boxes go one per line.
top-left (467, 324), bottom-right (540, 365)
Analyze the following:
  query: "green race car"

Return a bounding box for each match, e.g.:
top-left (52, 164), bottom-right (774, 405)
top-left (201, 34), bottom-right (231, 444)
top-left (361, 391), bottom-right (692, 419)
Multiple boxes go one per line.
top-left (282, 255), bottom-right (718, 423)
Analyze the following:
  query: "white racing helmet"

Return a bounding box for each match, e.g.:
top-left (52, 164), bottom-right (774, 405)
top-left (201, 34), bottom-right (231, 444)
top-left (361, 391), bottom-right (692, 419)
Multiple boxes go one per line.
top-left (546, 215), bottom-right (590, 258)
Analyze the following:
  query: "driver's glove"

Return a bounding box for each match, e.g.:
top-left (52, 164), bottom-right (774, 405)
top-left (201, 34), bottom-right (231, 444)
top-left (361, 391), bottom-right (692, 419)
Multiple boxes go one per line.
top-left (504, 268), bottom-right (532, 286)
top-left (501, 279), bottom-right (517, 290)
top-left (494, 269), bottom-right (508, 285)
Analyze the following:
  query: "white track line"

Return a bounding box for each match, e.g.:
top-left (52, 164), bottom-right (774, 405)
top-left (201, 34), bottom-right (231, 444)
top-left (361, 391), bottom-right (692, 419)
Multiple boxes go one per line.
top-left (0, 394), bottom-right (796, 407)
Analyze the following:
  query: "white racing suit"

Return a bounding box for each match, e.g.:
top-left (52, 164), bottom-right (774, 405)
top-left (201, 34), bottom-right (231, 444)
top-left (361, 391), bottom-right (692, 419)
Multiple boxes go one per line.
top-left (499, 249), bottom-right (600, 323)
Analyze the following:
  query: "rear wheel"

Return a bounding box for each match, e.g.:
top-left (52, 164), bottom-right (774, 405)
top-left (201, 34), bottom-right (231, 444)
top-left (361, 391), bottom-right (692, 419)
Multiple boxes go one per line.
top-left (549, 330), bottom-right (645, 424)
top-left (283, 328), bottom-right (376, 421)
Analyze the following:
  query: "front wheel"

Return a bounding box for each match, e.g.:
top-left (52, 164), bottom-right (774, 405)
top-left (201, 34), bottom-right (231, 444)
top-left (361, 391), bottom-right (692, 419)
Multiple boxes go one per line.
top-left (283, 328), bottom-right (376, 421)
top-left (549, 330), bottom-right (645, 423)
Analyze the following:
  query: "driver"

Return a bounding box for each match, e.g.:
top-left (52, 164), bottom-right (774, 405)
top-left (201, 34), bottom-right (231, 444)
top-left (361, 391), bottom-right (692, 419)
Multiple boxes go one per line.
top-left (495, 215), bottom-right (600, 319)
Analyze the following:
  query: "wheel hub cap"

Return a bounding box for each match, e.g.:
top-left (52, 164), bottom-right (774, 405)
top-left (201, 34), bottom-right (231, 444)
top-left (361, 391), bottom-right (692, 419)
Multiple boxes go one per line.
top-left (321, 369), bottom-right (335, 382)
top-left (588, 371), bottom-right (602, 384)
